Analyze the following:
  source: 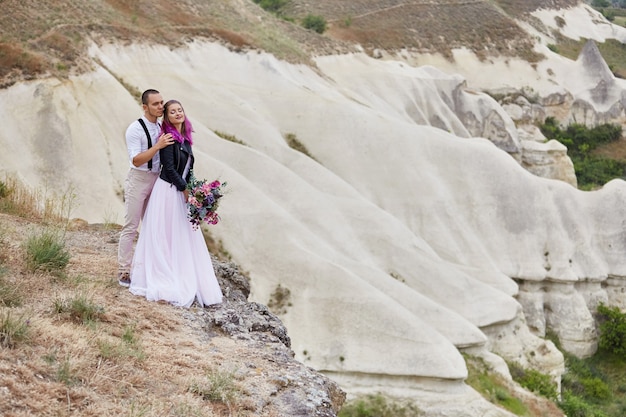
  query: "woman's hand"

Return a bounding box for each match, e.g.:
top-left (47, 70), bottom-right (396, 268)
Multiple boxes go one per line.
top-left (183, 189), bottom-right (189, 202)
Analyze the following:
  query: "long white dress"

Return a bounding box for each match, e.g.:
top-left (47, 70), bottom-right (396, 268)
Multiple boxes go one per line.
top-left (129, 160), bottom-right (223, 307)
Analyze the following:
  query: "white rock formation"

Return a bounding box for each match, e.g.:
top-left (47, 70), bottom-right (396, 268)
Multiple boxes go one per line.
top-left (394, 3), bottom-right (626, 187)
top-left (2, 7), bottom-right (626, 413)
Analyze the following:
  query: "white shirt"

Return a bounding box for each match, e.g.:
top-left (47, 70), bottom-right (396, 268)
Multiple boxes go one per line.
top-left (125, 116), bottom-right (161, 171)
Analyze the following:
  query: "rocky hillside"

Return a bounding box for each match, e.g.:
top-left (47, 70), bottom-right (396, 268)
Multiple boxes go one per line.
top-left (286, 0), bottom-right (579, 59)
top-left (0, 211), bottom-right (344, 416)
top-left (0, 0), bottom-right (343, 88)
top-left (0, 0), bottom-right (583, 87)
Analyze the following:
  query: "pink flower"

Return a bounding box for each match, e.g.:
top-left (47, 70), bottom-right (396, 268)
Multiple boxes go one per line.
top-left (186, 173), bottom-right (226, 228)
top-left (188, 196), bottom-right (201, 208)
top-left (205, 211), bottom-right (219, 225)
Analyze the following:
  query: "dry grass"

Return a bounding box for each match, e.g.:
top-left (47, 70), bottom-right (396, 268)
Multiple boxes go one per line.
top-left (0, 43), bottom-right (46, 79)
top-left (286, 0), bottom-right (565, 61)
top-left (593, 136), bottom-right (626, 160)
top-left (0, 210), bottom-right (212, 416)
top-left (0, 174), bottom-right (75, 226)
top-left (0, 0), bottom-right (587, 88)
top-left (0, 208), bottom-right (268, 416)
top-left (0, 179), bottom-right (291, 416)
top-left (493, 0), bottom-right (579, 16)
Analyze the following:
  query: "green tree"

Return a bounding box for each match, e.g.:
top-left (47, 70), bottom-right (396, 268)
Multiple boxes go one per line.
top-left (597, 303), bottom-right (626, 356)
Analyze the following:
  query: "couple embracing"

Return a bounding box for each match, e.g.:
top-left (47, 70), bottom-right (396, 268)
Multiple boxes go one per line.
top-left (117, 89), bottom-right (223, 308)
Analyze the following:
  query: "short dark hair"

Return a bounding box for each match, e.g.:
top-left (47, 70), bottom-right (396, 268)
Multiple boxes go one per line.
top-left (141, 89), bottom-right (160, 105)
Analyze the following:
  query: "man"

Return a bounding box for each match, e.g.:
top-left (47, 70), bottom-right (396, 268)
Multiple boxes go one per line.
top-left (118, 89), bottom-right (174, 287)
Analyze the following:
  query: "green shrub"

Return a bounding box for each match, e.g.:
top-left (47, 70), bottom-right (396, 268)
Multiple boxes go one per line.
top-left (563, 352), bottom-right (611, 401)
top-left (53, 294), bottom-right (105, 324)
top-left (253, 0), bottom-right (288, 13)
top-left (302, 14), bottom-right (327, 34)
top-left (463, 355), bottom-right (528, 415)
top-left (559, 391), bottom-right (609, 417)
top-left (575, 155), bottom-right (626, 190)
top-left (55, 357), bottom-right (78, 386)
top-left (541, 118), bottom-right (622, 155)
top-left (469, 371), bottom-right (526, 414)
top-left (557, 345), bottom-right (616, 416)
top-left (603, 9), bottom-right (616, 21)
top-left (189, 368), bottom-right (240, 405)
top-left (508, 362), bottom-right (559, 401)
top-left (597, 303), bottom-right (626, 356)
top-left (338, 394), bottom-right (423, 417)
top-left (0, 277), bottom-right (22, 307)
top-left (122, 324), bottom-right (139, 345)
top-left (540, 117), bottom-right (625, 189)
top-left (0, 309), bottom-right (30, 348)
top-left (24, 229), bottom-right (70, 274)
top-left (581, 376), bottom-right (612, 402)
top-left (552, 325), bottom-right (626, 416)
top-left (97, 325), bottom-right (144, 361)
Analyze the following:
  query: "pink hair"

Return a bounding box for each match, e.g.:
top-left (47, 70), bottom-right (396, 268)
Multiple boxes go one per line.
top-left (161, 99), bottom-right (193, 144)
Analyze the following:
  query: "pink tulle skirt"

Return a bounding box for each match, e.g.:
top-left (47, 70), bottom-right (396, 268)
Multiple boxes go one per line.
top-left (130, 178), bottom-right (223, 307)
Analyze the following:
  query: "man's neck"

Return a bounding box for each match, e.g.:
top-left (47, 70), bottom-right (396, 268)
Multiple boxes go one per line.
top-left (144, 113), bottom-right (158, 124)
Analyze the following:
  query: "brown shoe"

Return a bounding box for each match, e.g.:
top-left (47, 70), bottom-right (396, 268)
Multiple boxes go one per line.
top-left (118, 272), bottom-right (131, 287)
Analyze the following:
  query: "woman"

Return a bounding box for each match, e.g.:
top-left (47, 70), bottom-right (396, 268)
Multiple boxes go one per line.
top-left (130, 99), bottom-right (223, 307)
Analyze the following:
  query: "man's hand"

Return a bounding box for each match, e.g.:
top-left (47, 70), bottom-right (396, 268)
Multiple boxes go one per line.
top-left (131, 132), bottom-right (175, 168)
top-left (156, 133), bottom-right (175, 149)
top-left (183, 189), bottom-right (189, 202)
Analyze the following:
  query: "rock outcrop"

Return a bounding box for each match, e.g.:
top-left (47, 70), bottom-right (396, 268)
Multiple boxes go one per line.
top-left (191, 259), bottom-right (346, 416)
top-left (497, 91), bottom-right (577, 186)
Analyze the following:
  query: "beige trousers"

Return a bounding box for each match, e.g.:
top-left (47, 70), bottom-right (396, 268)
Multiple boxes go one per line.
top-left (117, 169), bottom-right (158, 274)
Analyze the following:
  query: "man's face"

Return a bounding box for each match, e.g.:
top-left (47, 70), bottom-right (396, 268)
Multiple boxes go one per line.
top-left (144, 93), bottom-right (164, 119)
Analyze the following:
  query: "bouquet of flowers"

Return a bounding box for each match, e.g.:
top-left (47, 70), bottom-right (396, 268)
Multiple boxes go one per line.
top-left (186, 171), bottom-right (227, 230)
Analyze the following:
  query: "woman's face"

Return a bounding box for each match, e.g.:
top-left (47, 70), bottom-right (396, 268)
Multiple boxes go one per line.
top-left (167, 103), bottom-right (185, 125)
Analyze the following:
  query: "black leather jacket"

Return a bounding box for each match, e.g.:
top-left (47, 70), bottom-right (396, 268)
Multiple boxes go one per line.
top-left (159, 140), bottom-right (194, 191)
